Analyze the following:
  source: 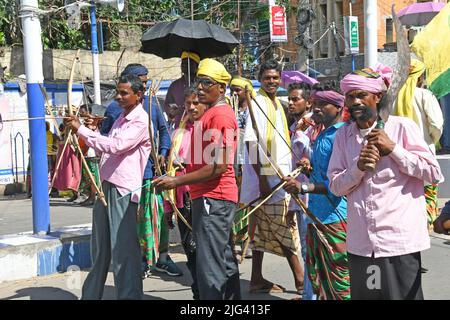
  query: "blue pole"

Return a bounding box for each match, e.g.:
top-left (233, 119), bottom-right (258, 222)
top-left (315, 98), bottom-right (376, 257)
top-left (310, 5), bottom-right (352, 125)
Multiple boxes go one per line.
top-left (20, 0), bottom-right (50, 235)
top-left (351, 54), bottom-right (356, 71)
top-left (90, 2), bottom-right (99, 55)
top-left (28, 84), bottom-right (50, 234)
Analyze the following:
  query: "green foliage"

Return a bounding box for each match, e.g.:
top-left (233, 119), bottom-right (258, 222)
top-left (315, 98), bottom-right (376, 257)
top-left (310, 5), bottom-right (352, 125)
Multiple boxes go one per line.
top-left (0, 0), bottom-right (281, 75)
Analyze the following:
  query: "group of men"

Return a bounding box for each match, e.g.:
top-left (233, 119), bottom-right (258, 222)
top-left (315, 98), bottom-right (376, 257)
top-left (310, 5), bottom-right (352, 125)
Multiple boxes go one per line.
top-left (64, 50), bottom-right (444, 300)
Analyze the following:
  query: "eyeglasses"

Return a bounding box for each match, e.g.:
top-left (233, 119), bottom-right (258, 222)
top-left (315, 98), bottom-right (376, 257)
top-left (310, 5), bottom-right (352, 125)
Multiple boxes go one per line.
top-left (194, 77), bottom-right (219, 89)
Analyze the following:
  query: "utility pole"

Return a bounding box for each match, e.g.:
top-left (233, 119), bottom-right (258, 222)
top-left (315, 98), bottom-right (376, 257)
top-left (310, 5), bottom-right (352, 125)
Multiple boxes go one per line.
top-left (191, 0), bottom-right (194, 20)
top-left (364, 0), bottom-right (377, 67)
top-left (90, 1), bottom-right (101, 105)
top-left (237, 0), bottom-right (242, 76)
top-left (19, 0), bottom-right (50, 235)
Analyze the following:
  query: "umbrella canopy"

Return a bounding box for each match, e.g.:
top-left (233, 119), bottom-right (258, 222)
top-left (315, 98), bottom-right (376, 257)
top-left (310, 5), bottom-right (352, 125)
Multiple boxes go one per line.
top-left (398, 1), bottom-right (445, 26)
top-left (141, 18), bottom-right (239, 59)
top-left (280, 70), bottom-right (318, 89)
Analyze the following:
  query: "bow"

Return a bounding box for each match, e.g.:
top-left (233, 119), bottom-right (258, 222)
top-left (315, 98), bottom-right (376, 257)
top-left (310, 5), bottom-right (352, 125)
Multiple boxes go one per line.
top-left (243, 86), bottom-right (345, 242)
top-left (147, 79), bottom-right (192, 231)
top-left (50, 50), bottom-right (107, 207)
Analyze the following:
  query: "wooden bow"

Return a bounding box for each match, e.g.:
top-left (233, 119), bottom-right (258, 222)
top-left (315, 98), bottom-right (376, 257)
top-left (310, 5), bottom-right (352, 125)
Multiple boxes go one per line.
top-left (50, 50), bottom-right (107, 207)
top-left (147, 79), bottom-right (192, 231)
top-left (243, 86), bottom-right (345, 242)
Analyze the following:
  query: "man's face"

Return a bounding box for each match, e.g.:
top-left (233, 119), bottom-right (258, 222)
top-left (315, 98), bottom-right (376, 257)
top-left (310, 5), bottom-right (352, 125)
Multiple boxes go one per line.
top-left (115, 82), bottom-right (142, 111)
top-left (185, 93), bottom-right (207, 122)
top-left (230, 85), bottom-right (246, 104)
top-left (260, 69), bottom-right (280, 96)
top-left (311, 99), bottom-right (340, 126)
top-left (195, 75), bottom-right (222, 106)
top-left (288, 89), bottom-right (310, 117)
top-left (345, 90), bottom-right (381, 124)
top-left (181, 58), bottom-right (199, 80)
top-left (79, 107), bottom-right (88, 117)
top-left (138, 75), bottom-right (148, 91)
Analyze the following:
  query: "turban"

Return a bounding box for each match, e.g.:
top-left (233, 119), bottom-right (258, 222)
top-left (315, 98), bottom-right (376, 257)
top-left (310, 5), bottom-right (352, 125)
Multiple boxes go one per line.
top-left (230, 76), bottom-right (257, 97)
top-left (197, 58), bottom-right (231, 85)
top-left (394, 59), bottom-right (426, 125)
top-left (340, 63), bottom-right (393, 95)
top-left (181, 51), bottom-right (200, 64)
top-left (121, 64), bottom-right (148, 77)
top-left (311, 90), bottom-right (345, 108)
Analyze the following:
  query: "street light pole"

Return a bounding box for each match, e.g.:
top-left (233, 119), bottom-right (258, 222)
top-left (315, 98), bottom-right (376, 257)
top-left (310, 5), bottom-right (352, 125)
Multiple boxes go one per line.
top-left (19, 0), bottom-right (50, 235)
top-left (90, 1), bottom-right (102, 105)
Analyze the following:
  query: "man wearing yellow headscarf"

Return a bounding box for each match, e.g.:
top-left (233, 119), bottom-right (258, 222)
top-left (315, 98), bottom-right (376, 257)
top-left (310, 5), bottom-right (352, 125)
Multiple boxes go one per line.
top-left (164, 51), bottom-right (201, 129)
top-left (154, 58), bottom-right (242, 300)
top-left (393, 58), bottom-right (444, 234)
top-left (394, 59), bottom-right (443, 153)
top-left (239, 59), bottom-right (304, 295)
top-left (229, 76), bottom-right (256, 260)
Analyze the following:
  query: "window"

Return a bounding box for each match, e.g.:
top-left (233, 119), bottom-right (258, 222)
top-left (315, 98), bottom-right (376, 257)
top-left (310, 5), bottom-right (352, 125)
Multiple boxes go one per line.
top-left (386, 18), bottom-right (393, 43)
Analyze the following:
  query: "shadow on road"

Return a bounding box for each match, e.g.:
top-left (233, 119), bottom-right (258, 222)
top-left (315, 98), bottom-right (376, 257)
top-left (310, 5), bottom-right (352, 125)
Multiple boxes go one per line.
top-left (0, 286), bottom-right (79, 300)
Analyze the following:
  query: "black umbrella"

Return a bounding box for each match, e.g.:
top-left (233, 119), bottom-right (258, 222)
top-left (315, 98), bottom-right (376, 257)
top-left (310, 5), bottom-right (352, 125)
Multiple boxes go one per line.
top-left (141, 18), bottom-right (239, 59)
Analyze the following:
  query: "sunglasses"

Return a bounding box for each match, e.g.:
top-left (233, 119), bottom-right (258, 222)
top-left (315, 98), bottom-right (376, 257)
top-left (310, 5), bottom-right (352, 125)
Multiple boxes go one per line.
top-left (194, 77), bottom-right (219, 89)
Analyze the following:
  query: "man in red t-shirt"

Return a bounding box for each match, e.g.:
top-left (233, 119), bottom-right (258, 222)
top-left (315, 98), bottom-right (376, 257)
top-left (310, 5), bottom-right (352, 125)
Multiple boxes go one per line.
top-left (154, 58), bottom-right (241, 300)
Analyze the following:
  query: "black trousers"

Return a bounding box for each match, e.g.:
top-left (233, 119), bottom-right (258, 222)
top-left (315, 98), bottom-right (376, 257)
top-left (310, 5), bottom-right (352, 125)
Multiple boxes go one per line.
top-left (192, 197), bottom-right (241, 300)
top-left (177, 193), bottom-right (199, 300)
top-left (348, 252), bottom-right (424, 300)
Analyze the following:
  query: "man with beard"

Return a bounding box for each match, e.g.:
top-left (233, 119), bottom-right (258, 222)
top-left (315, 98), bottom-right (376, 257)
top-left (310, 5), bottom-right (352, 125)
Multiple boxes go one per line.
top-left (283, 85), bottom-right (350, 300)
top-left (327, 66), bottom-right (442, 300)
top-left (241, 59), bottom-right (304, 295)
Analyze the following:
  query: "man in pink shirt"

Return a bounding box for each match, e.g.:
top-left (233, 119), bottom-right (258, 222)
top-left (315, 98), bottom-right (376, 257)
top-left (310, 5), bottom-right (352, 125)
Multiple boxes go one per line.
top-left (328, 66), bottom-right (442, 300)
top-left (66, 74), bottom-right (151, 299)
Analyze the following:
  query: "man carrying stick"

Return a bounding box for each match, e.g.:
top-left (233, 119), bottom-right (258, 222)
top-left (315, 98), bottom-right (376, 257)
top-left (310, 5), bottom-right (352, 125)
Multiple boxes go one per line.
top-left (327, 66), bottom-right (442, 299)
top-left (241, 59), bottom-right (304, 295)
top-left (66, 74), bottom-right (151, 300)
top-left (153, 59), bottom-right (241, 300)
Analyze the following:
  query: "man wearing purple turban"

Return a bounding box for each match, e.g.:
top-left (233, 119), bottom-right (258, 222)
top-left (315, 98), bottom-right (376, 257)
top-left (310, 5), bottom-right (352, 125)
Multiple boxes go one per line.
top-left (326, 66), bottom-right (442, 300)
top-left (283, 84), bottom-right (350, 300)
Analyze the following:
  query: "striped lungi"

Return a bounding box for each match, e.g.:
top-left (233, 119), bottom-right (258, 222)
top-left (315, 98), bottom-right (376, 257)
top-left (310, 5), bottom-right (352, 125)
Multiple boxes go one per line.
top-left (137, 180), bottom-right (165, 268)
top-left (306, 221), bottom-right (350, 300)
top-left (425, 184), bottom-right (438, 233)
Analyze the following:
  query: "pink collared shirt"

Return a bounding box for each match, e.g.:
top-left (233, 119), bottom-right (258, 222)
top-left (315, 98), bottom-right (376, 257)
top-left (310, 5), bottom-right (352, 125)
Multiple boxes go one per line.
top-left (328, 116), bottom-right (442, 258)
top-left (77, 104), bottom-right (151, 203)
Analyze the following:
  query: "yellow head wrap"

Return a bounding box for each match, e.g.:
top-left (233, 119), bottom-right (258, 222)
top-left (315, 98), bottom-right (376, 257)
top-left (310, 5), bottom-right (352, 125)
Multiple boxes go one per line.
top-left (181, 51), bottom-right (200, 64)
top-left (394, 59), bottom-right (426, 125)
top-left (196, 58), bottom-right (231, 85)
top-left (230, 76), bottom-right (257, 98)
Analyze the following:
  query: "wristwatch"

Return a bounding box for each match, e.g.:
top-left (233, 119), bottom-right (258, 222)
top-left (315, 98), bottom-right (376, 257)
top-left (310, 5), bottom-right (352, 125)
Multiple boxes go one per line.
top-left (300, 183), bottom-right (309, 194)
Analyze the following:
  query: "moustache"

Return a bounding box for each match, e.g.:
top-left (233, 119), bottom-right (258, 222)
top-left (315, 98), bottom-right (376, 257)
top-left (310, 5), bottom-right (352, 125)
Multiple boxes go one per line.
top-left (348, 104), bottom-right (366, 112)
top-left (348, 104), bottom-right (375, 121)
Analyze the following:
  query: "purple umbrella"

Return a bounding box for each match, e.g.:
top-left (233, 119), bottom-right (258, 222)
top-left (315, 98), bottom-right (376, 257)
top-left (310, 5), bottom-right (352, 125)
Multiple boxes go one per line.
top-left (398, 1), bottom-right (445, 26)
top-left (280, 70), bottom-right (318, 89)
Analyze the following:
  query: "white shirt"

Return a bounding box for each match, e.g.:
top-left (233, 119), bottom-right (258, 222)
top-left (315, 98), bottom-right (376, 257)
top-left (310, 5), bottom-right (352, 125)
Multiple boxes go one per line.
top-left (391, 88), bottom-right (443, 154)
top-left (412, 88), bottom-right (443, 154)
top-left (240, 94), bottom-right (292, 205)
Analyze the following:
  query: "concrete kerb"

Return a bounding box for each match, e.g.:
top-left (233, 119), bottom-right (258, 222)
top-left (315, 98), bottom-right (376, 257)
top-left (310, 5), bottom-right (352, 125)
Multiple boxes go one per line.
top-left (0, 225), bottom-right (92, 283)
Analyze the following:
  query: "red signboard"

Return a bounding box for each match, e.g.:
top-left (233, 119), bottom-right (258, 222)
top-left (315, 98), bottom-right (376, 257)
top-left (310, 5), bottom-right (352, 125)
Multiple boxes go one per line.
top-left (270, 5), bottom-right (288, 42)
